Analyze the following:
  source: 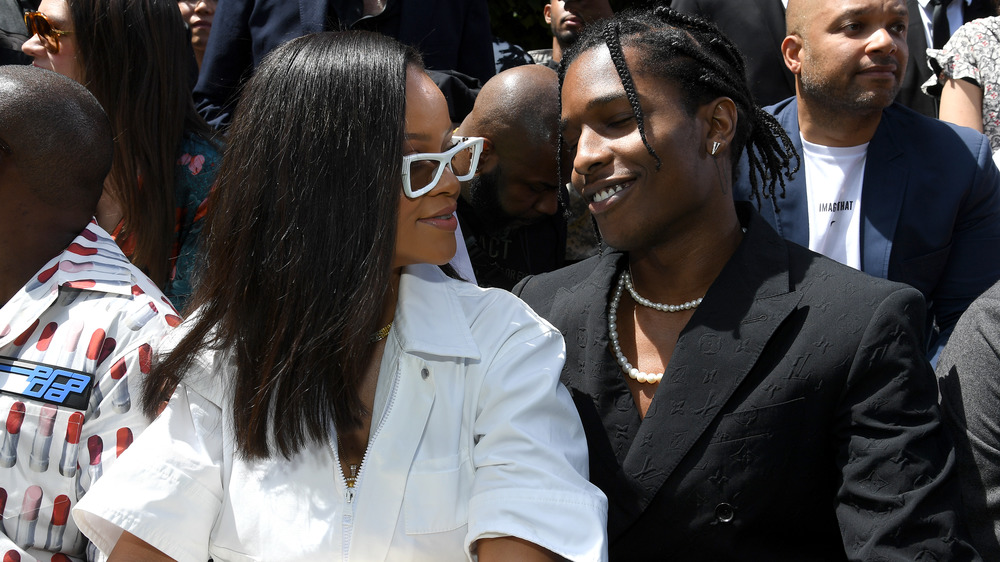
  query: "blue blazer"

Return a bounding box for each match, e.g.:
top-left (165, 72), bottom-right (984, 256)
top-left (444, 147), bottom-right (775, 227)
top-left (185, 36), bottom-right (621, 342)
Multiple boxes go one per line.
top-left (194, 0), bottom-right (495, 128)
top-left (735, 97), bottom-right (1000, 362)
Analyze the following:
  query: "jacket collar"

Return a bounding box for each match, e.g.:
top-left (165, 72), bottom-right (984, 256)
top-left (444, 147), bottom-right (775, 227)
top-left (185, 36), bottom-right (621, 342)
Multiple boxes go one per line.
top-left (1, 221), bottom-right (139, 349)
top-left (18, 220), bottom-right (135, 300)
top-left (394, 263), bottom-right (481, 360)
top-left (860, 106), bottom-right (908, 279)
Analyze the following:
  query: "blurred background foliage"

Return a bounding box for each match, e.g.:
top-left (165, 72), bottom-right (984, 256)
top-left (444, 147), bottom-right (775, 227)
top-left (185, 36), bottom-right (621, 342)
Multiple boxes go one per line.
top-left (489, 0), bottom-right (636, 51)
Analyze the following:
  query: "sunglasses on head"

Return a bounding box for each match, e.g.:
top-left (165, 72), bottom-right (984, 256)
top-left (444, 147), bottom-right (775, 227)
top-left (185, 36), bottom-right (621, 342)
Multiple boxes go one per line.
top-left (24, 11), bottom-right (73, 54)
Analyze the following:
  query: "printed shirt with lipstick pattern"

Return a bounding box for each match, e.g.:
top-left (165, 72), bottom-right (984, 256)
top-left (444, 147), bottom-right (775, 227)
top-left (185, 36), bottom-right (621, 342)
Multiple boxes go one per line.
top-left (0, 221), bottom-right (178, 561)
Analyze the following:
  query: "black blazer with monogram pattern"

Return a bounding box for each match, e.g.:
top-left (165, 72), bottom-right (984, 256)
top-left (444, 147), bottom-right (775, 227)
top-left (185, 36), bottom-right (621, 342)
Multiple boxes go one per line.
top-left (514, 203), bottom-right (979, 560)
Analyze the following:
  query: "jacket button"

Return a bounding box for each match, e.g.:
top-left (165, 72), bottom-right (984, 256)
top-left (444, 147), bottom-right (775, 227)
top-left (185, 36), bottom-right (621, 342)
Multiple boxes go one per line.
top-left (420, 367), bottom-right (430, 380)
top-left (715, 503), bottom-right (735, 523)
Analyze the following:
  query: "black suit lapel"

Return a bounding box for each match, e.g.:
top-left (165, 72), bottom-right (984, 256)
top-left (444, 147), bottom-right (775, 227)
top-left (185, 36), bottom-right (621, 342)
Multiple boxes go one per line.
top-left (547, 252), bottom-right (653, 534)
top-left (618, 208), bottom-right (804, 535)
top-left (548, 252), bottom-right (640, 463)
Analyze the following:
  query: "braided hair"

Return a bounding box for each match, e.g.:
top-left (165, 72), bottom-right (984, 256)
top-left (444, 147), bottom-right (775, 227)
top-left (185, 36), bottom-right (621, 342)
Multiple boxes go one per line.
top-left (557, 6), bottom-right (798, 212)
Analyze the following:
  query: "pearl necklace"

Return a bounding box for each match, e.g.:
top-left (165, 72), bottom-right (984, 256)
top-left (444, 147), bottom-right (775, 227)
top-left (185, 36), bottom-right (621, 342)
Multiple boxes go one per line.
top-left (624, 270), bottom-right (702, 312)
top-left (609, 270), bottom-right (705, 384)
top-left (609, 272), bottom-right (662, 384)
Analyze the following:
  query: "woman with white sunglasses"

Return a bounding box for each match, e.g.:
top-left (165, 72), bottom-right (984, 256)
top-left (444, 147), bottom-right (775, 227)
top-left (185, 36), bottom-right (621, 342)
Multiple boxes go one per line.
top-left (71, 31), bottom-right (607, 562)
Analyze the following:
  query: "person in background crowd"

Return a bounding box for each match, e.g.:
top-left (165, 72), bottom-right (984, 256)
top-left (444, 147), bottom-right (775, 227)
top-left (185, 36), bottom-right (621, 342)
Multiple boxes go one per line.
top-left (670, 0), bottom-right (795, 106)
top-left (923, 1), bottom-right (1000, 154)
top-left (900, 0), bottom-right (995, 116)
top-left (734, 0), bottom-right (1000, 364)
top-left (73, 31), bottom-right (607, 561)
top-left (195, 0), bottom-right (495, 130)
top-left (0, 65), bottom-right (177, 562)
top-left (529, 0), bottom-right (613, 261)
top-left (515, 6), bottom-right (980, 559)
top-left (22, 0), bottom-right (221, 313)
top-left (454, 64), bottom-right (569, 289)
top-left (493, 36), bottom-right (534, 73)
top-left (0, 0), bottom-right (38, 64)
top-left (937, 278), bottom-right (1000, 560)
top-left (530, 0), bottom-right (613, 70)
top-left (177, 0), bottom-right (216, 70)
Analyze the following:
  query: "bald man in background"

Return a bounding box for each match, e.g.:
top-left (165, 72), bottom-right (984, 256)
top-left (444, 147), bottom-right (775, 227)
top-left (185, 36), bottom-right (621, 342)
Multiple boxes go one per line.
top-left (0, 66), bottom-right (177, 561)
top-left (454, 64), bottom-right (569, 290)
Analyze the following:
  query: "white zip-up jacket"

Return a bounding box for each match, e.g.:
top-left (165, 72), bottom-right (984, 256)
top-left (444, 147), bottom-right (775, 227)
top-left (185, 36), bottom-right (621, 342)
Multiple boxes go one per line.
top-left (73, 263), bottom-right (608, 561)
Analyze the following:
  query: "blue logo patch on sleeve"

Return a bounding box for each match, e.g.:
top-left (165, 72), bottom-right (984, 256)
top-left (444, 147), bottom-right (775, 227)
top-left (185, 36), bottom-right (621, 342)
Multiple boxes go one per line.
top-left (0, 355), bottom-right (93, 410)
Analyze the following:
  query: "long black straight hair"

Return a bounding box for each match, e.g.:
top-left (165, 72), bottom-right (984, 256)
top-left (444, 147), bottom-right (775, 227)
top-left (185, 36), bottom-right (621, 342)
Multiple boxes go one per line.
top-left (70, 0), bottom-right (214, 287)
top-left (142, 31), bottom-right (422, 460)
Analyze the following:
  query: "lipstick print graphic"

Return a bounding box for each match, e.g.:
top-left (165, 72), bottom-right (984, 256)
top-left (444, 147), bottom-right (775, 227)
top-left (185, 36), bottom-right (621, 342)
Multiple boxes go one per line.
top-left (109, 358), bottom-right (131, 414)
top-left (1, 402), bottom-right (25, 468)
top-left (74, 463), bottom-right (84, 499)
top-left (87, 435), bottom-right (102, 484)
top-left (44, 495), bottom-right (70, 551)
top-left (86, 381), bottom-right (104, 421)
top-left (29, 404), bottom-right (57, 472)
top-left (55, 318), bottom-right (84, 353)
top-left (15, 485), bottom-right (41, 548)
top-left (125, 301), bottom-right (158, 331)
top-left (116, 427), bottom-right (133, 457)
top-left (59, 412), bottom-right (84, 477)
top-left (0, 487), bottom-right (7, 536)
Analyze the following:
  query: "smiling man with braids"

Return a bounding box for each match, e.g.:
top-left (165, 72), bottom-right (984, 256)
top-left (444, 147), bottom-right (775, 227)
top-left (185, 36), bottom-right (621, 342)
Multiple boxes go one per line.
top-left (515, 6), bottom-right (980, 560)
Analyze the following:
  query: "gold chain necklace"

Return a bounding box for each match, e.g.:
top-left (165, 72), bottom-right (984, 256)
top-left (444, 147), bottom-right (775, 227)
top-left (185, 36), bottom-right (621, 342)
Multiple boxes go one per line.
top-left (370, 321), bottom-right (392, 343)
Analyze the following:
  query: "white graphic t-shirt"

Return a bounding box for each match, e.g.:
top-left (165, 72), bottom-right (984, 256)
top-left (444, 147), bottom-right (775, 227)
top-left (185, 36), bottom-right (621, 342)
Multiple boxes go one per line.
top-left (802, 136), bottom-right (868, 269)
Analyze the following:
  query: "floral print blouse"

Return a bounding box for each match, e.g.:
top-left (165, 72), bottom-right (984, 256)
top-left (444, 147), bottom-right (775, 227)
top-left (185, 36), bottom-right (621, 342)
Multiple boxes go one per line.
top-left (924, 16), bottom-right (1000, 154)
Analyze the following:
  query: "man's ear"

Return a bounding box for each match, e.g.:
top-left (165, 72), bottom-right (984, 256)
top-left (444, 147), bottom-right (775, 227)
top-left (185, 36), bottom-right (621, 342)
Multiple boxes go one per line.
top-left (782, 35), bottom-right (803, 75)
top-left (477, 138), bottom-right (497, 175)
top-left (543, 4), bottom-right (553, 25)
top-left (702, 97), bottom-right (737, 156)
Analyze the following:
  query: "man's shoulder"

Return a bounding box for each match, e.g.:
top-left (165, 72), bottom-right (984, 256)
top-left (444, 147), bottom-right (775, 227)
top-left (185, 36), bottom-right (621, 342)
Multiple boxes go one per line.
top-left (881, 102), bottom-right (985, 144)
top-left (764, 96), bottom-right (797, 116)
top-left (792, 242), bottom-right (913, 299)
top-left (874, 104), bottom-right (995, 178)
top-left (35, 225), bottom-right (180, 342)
top-left (515, 252), bottom-right (616, 314)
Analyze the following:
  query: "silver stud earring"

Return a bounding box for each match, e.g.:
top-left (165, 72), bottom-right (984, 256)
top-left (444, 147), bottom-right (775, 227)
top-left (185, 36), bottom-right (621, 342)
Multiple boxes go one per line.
top-left (710, 141), bottom-right (721, 156)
